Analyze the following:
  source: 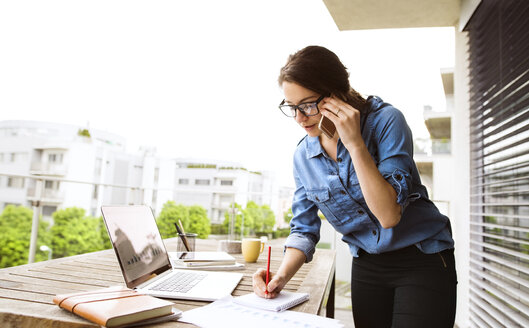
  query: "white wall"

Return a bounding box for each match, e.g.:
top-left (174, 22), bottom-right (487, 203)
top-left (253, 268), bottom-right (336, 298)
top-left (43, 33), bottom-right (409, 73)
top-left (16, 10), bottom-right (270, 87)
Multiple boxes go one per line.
top-left (62, 141), bottom-right (95, 210)
top-left (141, 156), bottom-right (156, 207)
top-left (155, 158), bottom-right (176, 214)
top-left (432, 156), bottom-right (454, 202)
top-left (453, 29), bottom-right (471, 328)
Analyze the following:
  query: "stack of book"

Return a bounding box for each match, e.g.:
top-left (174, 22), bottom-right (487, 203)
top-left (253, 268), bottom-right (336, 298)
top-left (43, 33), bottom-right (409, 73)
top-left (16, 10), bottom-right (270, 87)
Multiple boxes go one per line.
top-left (53, 286), bottom-right (181, 327)
top-left (169, 251), bottom-right (244, 270)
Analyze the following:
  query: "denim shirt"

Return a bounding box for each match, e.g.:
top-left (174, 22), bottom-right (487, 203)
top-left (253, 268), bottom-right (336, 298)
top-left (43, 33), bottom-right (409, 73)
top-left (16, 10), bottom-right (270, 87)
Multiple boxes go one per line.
top-left (285, 96), bottom-right (454, 261)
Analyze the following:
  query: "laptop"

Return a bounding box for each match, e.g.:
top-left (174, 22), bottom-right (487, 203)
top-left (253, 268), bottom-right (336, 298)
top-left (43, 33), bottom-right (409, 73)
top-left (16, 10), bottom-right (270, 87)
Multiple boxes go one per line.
top-left (101, 205), bottom-right (243, 301)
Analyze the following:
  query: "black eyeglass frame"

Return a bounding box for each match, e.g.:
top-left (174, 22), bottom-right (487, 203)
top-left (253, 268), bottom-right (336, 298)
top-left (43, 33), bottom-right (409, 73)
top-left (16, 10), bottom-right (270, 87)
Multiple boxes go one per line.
top-left (278, 95), bottom-right (325, 117)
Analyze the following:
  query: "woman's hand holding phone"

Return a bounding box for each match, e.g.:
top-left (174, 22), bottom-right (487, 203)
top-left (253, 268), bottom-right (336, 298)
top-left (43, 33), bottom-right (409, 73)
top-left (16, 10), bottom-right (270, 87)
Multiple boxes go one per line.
top-left (318, 115), bottom-right (336, 138)
top-left (320, 97), bottom-right (363, 150)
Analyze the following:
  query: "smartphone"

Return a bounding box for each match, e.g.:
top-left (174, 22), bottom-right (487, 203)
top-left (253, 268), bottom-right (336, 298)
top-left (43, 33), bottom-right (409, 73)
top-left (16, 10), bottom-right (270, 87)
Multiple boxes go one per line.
top-left (318, 116), bottom-right (336, 138)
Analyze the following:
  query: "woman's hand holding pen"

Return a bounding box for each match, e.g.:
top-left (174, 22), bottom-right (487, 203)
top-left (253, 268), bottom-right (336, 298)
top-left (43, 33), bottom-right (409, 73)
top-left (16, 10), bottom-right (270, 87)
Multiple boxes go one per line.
top-left (252, 247), bottom-right (306, 299)
top-left (320, 97), bottom-right (364, 151)
top-left (252, 268), bottom-right (286, 299)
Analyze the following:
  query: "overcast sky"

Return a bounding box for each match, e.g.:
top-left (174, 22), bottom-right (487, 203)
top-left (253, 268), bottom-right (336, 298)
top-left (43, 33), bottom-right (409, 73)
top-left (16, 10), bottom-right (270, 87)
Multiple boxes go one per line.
top-left (0, 0), bottom-right (454, 187)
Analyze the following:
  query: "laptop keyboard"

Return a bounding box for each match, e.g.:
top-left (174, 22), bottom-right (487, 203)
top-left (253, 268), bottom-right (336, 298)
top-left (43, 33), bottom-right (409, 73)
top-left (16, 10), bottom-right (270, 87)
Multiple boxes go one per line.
top-left (150, 271), bottom-right (207, 293)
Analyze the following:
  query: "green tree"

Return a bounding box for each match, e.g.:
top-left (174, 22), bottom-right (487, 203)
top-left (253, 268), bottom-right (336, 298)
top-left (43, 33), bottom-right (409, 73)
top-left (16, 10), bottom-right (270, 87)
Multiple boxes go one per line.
top-left (260, 205), bottom-right (275, 232)
top-left (98, 216), bottom-right (112, 250)
top-left (0, 205), bottom-right (50, 268)
top-left (245, 202), bottom-right (275, 233)
top-left (245, 201), bottom-right (263, 233)
top-left (156, 201), bottom-right (211, 239)
top-left (50, 207), bottom-right (107, 258)
top-left (156, 201), bottom-right (188, 239)
top-left (188, 205), bottom-right (211, 239)
top-left (222, 203), bottom-right (252, 236)
top-left (77, 128), bottom-right (91, 138)
top-left (222, 202), bottom-right (276, 236)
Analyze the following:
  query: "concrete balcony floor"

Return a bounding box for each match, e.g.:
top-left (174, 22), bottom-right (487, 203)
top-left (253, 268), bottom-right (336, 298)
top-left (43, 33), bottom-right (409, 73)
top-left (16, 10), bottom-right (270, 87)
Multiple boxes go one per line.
top-left (335, 280), bottom-right (354, 327)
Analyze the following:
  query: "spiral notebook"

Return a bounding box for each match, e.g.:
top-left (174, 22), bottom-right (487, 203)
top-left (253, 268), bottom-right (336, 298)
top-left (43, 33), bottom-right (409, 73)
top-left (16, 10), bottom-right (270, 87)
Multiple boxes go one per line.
top-left (233, 291), bottom-right (309, 312)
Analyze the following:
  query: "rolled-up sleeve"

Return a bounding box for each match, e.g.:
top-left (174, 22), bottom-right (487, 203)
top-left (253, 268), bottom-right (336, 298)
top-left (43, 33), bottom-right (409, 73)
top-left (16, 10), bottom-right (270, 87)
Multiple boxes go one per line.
top-left (284, 167), bottom-right (321, 262)
top-left (373, 107), bottom-right (415, 210)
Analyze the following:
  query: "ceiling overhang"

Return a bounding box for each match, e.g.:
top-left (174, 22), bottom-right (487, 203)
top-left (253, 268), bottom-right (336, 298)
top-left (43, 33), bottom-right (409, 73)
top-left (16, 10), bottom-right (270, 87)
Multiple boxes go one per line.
top-left (322, 0), bottom-right (461, 30)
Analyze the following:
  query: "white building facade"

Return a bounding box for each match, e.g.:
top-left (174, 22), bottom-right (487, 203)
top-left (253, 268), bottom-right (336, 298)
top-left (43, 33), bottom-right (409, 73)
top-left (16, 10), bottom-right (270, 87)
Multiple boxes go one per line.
top-left (0, 120), bottom-right (292, 224)
top-left (414, 68), bottom-right (455, 217)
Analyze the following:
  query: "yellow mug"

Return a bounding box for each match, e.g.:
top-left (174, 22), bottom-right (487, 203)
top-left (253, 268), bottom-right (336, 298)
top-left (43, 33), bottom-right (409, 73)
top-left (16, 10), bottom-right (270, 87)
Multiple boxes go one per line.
top-left (241, 238), bottom-right (265, 263)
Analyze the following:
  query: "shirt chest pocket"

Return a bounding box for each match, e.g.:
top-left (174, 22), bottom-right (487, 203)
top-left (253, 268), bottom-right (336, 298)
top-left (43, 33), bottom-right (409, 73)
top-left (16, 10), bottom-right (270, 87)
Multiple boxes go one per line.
top-left (306, 188), bottom-right (352, 227)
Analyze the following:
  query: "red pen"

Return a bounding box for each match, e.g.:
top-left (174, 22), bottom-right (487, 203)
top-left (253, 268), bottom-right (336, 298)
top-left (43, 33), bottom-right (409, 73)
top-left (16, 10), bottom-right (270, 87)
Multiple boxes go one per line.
top-left (265, 246), bottom-right (271, 296)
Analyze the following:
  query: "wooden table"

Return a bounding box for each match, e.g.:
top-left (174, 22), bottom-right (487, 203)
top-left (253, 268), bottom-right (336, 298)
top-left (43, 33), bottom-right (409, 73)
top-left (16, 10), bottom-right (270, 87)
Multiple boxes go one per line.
top-left (0, 238), bottom-right (336, 327)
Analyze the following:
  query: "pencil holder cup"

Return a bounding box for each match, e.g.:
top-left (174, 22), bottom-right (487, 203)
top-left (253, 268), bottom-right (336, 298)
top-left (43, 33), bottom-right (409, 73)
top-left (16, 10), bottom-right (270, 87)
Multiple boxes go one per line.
top-left (177, 233), bottom-right (197, 253)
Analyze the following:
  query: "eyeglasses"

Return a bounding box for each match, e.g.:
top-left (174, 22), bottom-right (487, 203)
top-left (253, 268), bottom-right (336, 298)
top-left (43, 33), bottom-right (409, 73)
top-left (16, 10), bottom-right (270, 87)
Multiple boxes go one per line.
top-left (278, 95), bottom-right (324, 117)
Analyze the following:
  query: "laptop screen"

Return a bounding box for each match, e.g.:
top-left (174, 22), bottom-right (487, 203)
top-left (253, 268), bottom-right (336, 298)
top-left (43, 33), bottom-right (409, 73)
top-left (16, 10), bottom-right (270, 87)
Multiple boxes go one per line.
top-left (101, 205), bottom-right (172, 288)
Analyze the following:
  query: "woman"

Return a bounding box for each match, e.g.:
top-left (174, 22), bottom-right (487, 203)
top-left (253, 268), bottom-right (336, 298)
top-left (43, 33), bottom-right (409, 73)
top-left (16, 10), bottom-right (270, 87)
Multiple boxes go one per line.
top-left (252, 45), bottom-right (457, 328)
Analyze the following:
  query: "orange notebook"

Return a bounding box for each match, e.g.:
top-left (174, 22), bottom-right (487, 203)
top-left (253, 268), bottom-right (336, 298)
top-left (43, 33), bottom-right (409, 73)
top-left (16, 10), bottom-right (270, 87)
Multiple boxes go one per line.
top-left (53, 286), bottom-right (176, 327)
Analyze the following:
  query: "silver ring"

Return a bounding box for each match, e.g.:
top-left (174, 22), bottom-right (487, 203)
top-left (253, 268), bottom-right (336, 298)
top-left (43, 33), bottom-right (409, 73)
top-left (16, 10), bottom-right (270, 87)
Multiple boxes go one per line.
top-left (336, 109), bottom-right (341, 115)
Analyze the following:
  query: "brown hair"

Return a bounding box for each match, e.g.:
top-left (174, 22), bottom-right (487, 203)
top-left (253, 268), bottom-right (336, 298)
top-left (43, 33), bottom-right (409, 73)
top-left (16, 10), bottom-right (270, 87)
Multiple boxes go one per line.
top-left (278, 45), bottom-right (366, 111)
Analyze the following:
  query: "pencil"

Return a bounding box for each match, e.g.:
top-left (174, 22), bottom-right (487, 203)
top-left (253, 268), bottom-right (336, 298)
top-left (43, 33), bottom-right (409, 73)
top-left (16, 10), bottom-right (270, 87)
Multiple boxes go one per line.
top-left (174, 222), bottom-right (190, 252)
top-left (178, 219), bottom-right (191, 251)
top-left (178, 219), bottom-right (186, 234)
top-left (265, 246), bottom-right (271, 295)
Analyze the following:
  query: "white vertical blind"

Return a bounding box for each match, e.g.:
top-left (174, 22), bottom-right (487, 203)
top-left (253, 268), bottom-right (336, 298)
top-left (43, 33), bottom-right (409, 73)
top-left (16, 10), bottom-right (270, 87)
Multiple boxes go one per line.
top-left (466, 0), bottom-right (529, 327)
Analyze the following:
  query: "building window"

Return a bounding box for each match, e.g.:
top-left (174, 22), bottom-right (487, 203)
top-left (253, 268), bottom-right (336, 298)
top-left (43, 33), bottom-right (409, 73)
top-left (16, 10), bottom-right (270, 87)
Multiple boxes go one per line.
top-left (152, 190), bottom-right (157, 204)
top-left (48, 153), bottom-right (63, 163)
top-left (195, 179), bottom-right (210, 186)
top-left (92, 185), bottom-right (98, 200)
top-left (7, 177), bottom-right (25, 188)
top-left (220, 180), bottom-right (233, 186)
top-left (44, 180), bottom-right (60, 190)
top-left (42, 206), bottom-right (57, 217)
top-left (154, 168), bottom-right (160, 182)
top-left (10, 152), bottom-right (28, 162)
top-left (178, 179), bottom-right (189, 185)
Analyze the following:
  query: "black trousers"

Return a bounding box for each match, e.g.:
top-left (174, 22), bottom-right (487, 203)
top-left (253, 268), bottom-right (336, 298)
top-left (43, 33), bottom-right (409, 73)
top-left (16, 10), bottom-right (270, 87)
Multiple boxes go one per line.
top-left (351, 246), bottom-right (457, 328)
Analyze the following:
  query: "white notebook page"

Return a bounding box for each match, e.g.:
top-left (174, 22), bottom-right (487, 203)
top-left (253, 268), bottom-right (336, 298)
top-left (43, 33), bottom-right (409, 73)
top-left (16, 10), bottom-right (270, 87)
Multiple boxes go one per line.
top-left (233, 291), bottom-right (309, 312)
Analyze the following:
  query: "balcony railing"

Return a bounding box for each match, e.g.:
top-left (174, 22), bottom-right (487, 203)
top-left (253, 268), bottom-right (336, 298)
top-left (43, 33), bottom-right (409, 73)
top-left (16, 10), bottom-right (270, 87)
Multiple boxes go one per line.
top-left (431, 139), bottom-right (451, 154)
top-left (27, 188), bottom-right (65, 203)
top-left (29, 162), bottom-right (68, 176)
top-left (414, 138), bottom-right (451, 155)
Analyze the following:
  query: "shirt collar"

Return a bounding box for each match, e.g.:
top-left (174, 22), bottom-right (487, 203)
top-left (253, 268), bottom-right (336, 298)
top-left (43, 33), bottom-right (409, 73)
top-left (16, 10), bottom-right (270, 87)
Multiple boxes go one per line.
top-left (366, 95), bottom-right (382, 110)
top-left (305, 135), bottom-right (325, 159)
